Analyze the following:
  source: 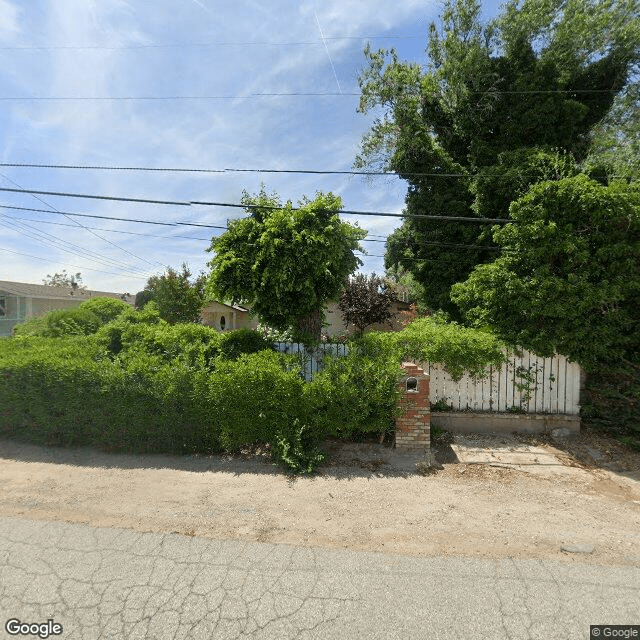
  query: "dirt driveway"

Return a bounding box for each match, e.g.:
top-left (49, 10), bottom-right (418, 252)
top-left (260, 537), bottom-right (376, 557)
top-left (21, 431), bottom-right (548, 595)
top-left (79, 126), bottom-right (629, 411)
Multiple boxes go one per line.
top-left (1, 430), bottom-right (639, 567)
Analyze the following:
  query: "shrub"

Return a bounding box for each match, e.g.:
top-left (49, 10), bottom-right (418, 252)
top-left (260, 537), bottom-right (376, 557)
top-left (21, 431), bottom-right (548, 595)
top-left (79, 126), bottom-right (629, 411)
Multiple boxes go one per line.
top-left (78, 297), bottom-right (130, 324)
top-left (212, 350), bottom-right (307, 446)
top-left (306, 333), bottom-right (403, 439)
top-left (394, 316), bottom-right (508, 380)
top-left (13, 307), bottom-right (101, 338)
top-left (218, 328), bottom-right (274, 360)
top-left (0, 335), bottom-right (220, 454)
top-left (100, 320), bottom-right (222, 369)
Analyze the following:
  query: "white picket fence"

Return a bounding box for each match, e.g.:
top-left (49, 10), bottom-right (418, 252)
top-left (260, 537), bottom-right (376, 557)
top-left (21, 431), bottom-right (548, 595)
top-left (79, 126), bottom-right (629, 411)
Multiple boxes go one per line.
top-left (422, 350), bottom-right (582, 415)
top-left (273, 343), bottom-right (582, 415)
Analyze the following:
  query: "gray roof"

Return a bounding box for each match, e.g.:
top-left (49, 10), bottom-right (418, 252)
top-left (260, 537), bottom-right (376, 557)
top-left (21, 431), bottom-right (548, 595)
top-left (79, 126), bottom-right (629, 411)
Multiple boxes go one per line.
top-left (0, 280), bottom-right (135, 304)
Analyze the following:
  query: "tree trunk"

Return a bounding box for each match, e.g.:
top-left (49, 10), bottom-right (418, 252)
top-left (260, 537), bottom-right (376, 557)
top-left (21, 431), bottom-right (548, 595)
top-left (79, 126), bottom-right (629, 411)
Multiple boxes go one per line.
top-left (295, 308), bottom-right (322, 343)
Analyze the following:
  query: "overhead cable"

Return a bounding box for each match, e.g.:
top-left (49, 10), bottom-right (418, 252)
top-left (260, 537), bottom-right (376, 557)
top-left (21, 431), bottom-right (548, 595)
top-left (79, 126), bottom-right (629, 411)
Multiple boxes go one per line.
top-left (0, 88), bottom-right (623, 101)
top-left (0, 245), bottom-right (156, 278)
top-left (1, 162), bottom-right (628, 180)
top-left (0, 188), bottom-right (511, 223)
top-left (0, 173), bottom-right (163, 270)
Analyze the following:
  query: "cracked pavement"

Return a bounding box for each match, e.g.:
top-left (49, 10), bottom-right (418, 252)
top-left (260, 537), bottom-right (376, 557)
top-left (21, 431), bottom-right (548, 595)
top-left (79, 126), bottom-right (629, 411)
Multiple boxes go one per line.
top-left (1, 516), bottom-right (638, 639)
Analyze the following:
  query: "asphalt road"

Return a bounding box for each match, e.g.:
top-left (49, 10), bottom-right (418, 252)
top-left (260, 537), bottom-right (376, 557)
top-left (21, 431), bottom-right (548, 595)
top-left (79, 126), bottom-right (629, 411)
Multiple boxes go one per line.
top-left (1, 516), bottom-right (638, 640)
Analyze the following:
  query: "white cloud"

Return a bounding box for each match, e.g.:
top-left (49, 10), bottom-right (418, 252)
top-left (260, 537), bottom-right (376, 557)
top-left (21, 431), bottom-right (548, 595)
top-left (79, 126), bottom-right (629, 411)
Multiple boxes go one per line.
top-left (0, 0), bottom-right (442, 291)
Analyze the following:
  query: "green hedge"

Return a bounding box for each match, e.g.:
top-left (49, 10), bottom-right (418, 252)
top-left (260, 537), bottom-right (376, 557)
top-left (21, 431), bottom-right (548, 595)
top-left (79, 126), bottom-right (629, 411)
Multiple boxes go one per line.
top-left (305, 334), bottom-right (403, 439)
top-left (0, 315), bottom-right (510, 472)
top-left (0, 336), bottom-right (220, 454)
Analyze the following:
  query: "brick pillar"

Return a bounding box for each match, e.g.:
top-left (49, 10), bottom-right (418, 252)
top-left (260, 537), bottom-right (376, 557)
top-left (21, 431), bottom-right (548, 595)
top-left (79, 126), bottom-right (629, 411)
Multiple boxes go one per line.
top-left (395, 362), bottom-right (430, 454)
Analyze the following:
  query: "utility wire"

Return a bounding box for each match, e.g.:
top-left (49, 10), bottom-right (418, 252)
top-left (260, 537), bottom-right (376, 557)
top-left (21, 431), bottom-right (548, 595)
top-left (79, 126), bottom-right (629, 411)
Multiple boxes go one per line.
top-left (1, 213), bottom-right (394, 244)
top-left (0, 35), bottom-right (420, 50)
top-left (0, 88), bottom-right (624, 101)
top-left (0, 216), bottom-right (155, 277)
top-left (0, 188), bottom-right (512, 223)
top-left (1, 162), bottom-right (628, 180)
top-left (0, 246), bottom-right (153, 278)
top-left (0, 173), bottom-right (164, 271)
top-left (0, 203), bottom-right (228, 229)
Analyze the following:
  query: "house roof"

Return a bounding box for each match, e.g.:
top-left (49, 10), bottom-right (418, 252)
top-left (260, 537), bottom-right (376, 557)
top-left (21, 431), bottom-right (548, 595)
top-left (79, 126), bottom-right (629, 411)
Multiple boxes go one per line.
top-left (202, 300), bottom-right (249, 313)
top-left (0, 280), bottom-right (135, 304)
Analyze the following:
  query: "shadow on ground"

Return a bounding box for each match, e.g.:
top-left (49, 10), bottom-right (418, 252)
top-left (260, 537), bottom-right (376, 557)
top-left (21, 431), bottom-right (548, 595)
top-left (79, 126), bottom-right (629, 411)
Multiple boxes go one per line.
top-left (0, 437), bottom-right (429, 481)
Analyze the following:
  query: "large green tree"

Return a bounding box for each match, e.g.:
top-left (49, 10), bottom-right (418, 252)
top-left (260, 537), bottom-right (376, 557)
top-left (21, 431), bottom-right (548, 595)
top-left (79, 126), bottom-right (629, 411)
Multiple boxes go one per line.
top-left (205, 187), bottom-right (366, 342)
top-left (451, 175), bottom-right (640, 439)
top-left (451, 175), bottom-right (640, 371)
top-left (357, 0), bottom-right (640, 315)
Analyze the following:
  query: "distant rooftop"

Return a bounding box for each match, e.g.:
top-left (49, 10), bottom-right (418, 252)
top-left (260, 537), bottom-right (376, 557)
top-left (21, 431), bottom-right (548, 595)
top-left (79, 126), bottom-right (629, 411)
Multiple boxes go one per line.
top-left (0, 280), bottom-right (135, 304)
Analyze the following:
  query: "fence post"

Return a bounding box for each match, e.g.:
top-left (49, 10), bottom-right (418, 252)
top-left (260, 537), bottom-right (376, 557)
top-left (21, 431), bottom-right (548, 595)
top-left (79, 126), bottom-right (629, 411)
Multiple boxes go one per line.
top-left (396, 362), bottom-right (431, 454)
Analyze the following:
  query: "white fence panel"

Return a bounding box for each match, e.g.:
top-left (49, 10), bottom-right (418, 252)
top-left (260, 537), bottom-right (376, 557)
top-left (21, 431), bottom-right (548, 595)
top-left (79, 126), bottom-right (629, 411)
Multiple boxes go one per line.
top-left (422, 350), bottom-right (581, 415)
top-left (272, 343), bottom-right (582, 415)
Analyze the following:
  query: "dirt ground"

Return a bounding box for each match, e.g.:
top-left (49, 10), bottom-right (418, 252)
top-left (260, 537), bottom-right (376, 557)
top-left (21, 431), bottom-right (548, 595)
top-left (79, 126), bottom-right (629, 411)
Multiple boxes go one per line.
top-left (1, 428), bottom-right (639, 567)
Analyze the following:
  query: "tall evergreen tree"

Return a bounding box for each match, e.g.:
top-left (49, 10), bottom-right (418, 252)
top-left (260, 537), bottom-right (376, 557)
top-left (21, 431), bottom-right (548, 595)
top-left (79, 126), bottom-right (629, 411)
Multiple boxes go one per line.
top-left (357, 0), bottom-right (640, 315)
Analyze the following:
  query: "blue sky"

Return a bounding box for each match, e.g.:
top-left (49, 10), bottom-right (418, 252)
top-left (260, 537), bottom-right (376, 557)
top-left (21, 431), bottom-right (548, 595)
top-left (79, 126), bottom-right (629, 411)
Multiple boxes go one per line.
top-left (0, 0), bottom-right (500, 295)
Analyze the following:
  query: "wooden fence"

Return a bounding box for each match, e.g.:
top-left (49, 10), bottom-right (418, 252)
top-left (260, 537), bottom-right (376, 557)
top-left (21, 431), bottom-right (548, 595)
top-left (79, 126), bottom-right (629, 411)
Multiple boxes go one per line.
top-left (422, 350), bottom-right (582, 415)
top-left (273, 343), bottom-right (582, 415)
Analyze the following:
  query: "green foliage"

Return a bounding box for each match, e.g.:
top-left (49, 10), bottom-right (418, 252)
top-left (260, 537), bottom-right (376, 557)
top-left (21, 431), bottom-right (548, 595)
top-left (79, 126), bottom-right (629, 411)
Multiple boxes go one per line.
top-left (357, 0), bottom-right (640, 314)
top-left (270, 420), bottom-right (326, 475)
top-left (78, 297), bottom-right (130, 324)
top-left (42, 270), bottom-right (86, 291)
top-left (212, 351), bottom-right (308, 442)
top-left (452, 176), bottom-right (640, 372)
top-left (586, 84), bottom-right (640, 182)
top-left (0, 336), bottom-right (220, 454)
top-left (136, 263), bottom-right (206, 324)
top-left (306, 334), bottom-right (404, 439)
top-left (206, 185), bottom-right (367, 341)
top-left (394, 316), bottom-right (508, 380)
top-left (581, 358), bottom-right (640, 440)
top-left (338, 273), bottom-right (398, 335)
top-left (431, 399), bottom-right (453, 412)
top-left (14, 307), bottom-right (101, 337)
top-left (218, 328), bottom-right (274, 360)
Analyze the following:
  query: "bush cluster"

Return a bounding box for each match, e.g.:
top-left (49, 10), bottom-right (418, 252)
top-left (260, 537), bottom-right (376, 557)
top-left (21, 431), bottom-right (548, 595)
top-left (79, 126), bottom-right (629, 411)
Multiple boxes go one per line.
top-left (2, 307), bottom-right (507, 472)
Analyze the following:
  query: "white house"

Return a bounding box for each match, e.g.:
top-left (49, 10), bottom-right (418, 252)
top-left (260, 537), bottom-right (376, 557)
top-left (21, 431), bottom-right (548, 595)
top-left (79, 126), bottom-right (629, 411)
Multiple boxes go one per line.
top-left (0, 280), bottom-right (134, 337)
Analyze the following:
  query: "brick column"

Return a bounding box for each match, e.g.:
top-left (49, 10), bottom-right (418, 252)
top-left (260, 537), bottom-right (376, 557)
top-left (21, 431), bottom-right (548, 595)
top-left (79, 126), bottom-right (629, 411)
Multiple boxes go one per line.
top-left (395, 362), bottom-right (430, 454)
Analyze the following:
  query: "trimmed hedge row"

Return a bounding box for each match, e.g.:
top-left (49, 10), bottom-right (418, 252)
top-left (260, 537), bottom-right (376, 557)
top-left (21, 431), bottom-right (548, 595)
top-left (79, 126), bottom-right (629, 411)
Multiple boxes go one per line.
top-left (2, 310), bottom-right (509, 472)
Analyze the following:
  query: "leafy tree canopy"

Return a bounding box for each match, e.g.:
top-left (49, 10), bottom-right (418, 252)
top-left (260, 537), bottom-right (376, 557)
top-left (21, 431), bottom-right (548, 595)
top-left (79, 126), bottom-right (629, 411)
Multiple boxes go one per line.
top-left (136, 263), bottom-right (206, 324)
top-left (338, 273), bottom-right (398, 335)
top-left (357, 0), bottom-right (640, 315)
top-left (205, 186), bottom-right (366, 342)
top-left (42, 270), bottom-right (86, 291)
top-left (451, 175), bottom-right (640, 372)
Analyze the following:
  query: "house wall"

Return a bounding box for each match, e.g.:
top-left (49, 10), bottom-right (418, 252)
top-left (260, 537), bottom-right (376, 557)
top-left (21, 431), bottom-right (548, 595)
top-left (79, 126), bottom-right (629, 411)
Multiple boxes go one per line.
top-left (30, 297), bottom-right (83, 317)
top-left (201, 303), bottom-right (249, 332)
top-left (323, 300), bottom-right (411, 337)
top-left (0, 292), bottom-right (86, 337)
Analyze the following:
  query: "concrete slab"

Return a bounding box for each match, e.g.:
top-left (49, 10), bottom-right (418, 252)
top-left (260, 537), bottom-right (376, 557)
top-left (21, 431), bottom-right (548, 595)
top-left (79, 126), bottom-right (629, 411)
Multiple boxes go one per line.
top-left (449, 434), bottom-right (576, 476)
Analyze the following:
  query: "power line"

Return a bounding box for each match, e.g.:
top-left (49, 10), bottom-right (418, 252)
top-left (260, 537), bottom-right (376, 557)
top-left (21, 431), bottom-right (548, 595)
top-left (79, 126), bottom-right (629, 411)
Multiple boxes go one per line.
top-left (2, 207), bottom-right (509, 252)
top-left (0, 173), bottom-right (164, 271)
top-left (0, 245), bottom-right (155, 279)
top-left (0, 216), bottom-right (154, 277)
top-left (0, 214), bottom-right (215, 241)
top-left (0, 88), bottom-right (624, 101)
top-left (0, 203), bottom-right (228, 229)
top-left (0, 35), bottom-right (420, 51)
top-left (0, 188), bottom-right (512, 223)
top-left (2, 213), bottom-right (393, 244)
top-left (1, 162), bottom-right (628, 180)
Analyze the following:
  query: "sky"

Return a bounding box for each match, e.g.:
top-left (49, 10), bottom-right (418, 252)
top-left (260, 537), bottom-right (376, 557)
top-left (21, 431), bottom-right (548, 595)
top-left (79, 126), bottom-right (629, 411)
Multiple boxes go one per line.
top-left (0, 0), bottom-right (500, 295)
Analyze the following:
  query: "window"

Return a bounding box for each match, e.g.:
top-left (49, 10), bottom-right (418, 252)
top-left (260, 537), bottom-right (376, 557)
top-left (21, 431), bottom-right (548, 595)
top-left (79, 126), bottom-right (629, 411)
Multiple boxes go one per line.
top-left (220, 315), bottom-right (226, 331)
top-left (0, 298), bottom-right (5, 317)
